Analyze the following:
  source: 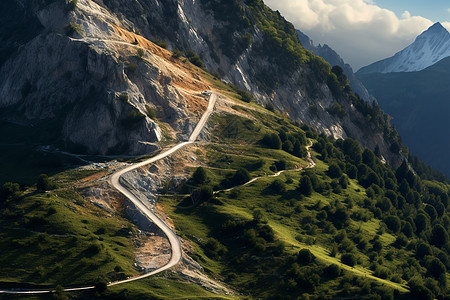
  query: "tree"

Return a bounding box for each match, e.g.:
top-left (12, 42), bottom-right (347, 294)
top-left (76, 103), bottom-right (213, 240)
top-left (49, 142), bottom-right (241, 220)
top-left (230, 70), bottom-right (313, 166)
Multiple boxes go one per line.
top-left (427, 257), bottom-right (446, 279)
top-left (341, 253), bottom-right (356, 267)
top-left (293, 139), bottom-right (306, 158)
top-left (232, 168), bottom-right (251, 185)
top-left (192, 167), bottom-right (207, 185)
top-left (191, 186), bottom-right (214, 204)
top-left (401, 221), bottom-right (414, 237)
top-left (324, 264), bottom-right (341, 278)
top-left (269, 179), bottom-right (286, 193)
top-left (342, 138), bottom-right (362, 164)
top-left (338, 175), bottom-right (348, 189)
top-left (327, 163), bottom-right (342, 178)
top-left (275, 159), bottom-right (287, 171)
top-left (430, 225), bottom-right (449, 248)
top-left (414, 213), bottom-right (430, 234)
top-left (416, 243), bottom-right (432, 259)
top-left (0, 182), bottom-right (20, 203)
top-left (37, 174), bottom-right (54, 192)
top-left (52, 285), bottom-right (68, 300)
top-left (362, 149), bottom-right (377, 169)
top-left (262, 133), bottom-right (282, 149)
top-left (298, 249), bottom-right (315, 265)
top-left (298, 176), bottom-right (313, 196)
top-left (384, 216), bottom-right (401, 234)
top-left (282, 140), bottom-right (294, 153)
top-left (94, 277), bottom-right (108, 294)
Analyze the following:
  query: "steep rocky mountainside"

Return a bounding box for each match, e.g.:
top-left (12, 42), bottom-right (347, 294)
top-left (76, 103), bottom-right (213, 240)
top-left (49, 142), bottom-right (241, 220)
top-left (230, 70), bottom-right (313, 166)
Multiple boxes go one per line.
top-left (296, 30), bottom-right (376, 103)
top-left (0, 0), bottom-right (399, 164)
top-left (0, 0), bottom-right (211, 155)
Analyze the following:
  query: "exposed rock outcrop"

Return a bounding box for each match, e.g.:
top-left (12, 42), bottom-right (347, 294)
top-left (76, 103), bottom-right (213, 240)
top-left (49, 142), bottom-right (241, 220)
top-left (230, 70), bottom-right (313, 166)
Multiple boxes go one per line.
top-left (0, 0), bottom-right (398, 163)
top-left (0, 0), bottom-right (209, 155)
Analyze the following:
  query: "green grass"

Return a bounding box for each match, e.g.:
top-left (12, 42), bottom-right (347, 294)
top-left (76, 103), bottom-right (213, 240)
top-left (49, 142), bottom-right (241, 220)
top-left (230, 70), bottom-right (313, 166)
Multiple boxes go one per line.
top-left (156, 101), bottom-right (414, 297)
top-left (105, 275), bottom-right (235, 299)
top-left (0, 178), bottom-right (138, 287)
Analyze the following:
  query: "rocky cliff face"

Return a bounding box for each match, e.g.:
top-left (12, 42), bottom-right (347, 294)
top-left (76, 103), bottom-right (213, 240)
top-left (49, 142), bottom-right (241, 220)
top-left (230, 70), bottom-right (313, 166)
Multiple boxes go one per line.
top-left (0, 0), bottom-right (399, 162)
top-left (0, 0), bottom-right (215, 155)
top-left (98, 0), bottom-right (397, 160)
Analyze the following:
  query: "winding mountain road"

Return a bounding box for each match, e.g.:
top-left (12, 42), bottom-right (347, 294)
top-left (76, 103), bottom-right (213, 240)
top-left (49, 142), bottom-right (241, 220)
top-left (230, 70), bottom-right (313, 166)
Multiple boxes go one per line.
top-left (220, 141), bottom-right (315, 193)
top-left (0, 92), bottom-right (217, 295)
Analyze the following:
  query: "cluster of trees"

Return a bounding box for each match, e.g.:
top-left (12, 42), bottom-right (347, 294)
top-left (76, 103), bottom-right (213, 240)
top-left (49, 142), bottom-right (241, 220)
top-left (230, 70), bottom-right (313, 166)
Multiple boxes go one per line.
top-left (261, 126), bottom-right (308, 158)
top-left (310, 134), bottom-right (450, 298)
top-left (1, 174), bottom-right (55, 206)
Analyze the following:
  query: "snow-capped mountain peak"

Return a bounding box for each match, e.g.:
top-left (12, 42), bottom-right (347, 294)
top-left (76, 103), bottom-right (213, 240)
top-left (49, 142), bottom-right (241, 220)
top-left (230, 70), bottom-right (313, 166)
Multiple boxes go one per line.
top-left (357, 22), bottom-right (450, 74)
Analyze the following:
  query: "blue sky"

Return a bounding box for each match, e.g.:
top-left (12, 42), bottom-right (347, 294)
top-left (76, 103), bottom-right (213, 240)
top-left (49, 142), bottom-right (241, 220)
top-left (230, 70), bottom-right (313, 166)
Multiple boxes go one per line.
top-left (264, 0), bottom-right (448, 70)
top-left (374, 0), bottom-right (450, 22)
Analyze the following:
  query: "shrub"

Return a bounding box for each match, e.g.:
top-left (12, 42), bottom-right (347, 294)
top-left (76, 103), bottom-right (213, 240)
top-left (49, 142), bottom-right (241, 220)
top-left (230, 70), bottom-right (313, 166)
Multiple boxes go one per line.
top-left (253, 209), bottom-right (268, 224)
top-left (186, 50), bottom-right (205, 69)
top-left (373, 266), bottom-right (391, 279)
top-left (154, 38), bottom-right (168, 49)
top-left (118, 93), bottom-right (129, 102)
top-left (137, 48), bottom-right (145, 58)
top-left (122, 110), bottom-right (145, 128)
top-left (64, 23), bottom-right (83, 36)
top-left (265, 102), bottom-right (275, 112)
top-left (328, 102), bottom-right (346, 118)
top-left (274, 159), bottom-right (287, 171)
top-left (204, 238), bottom-right (227, 258)
top-left (172, 49), bottom-right (183, 58)
top-left (384, 215), bottom-right (401, 234)
top-left (94, 277), bottom-right (108, 294)
top-left (145, 105), bottom-right (157, 119)
top-left (125, 63), bottom-right (138, 73)
top-left (86, 243), bottom-right (101, 256)
top-left (66, 0), bottom-right (78, 11)
top-left (269, 179), bottom-right (286, 193)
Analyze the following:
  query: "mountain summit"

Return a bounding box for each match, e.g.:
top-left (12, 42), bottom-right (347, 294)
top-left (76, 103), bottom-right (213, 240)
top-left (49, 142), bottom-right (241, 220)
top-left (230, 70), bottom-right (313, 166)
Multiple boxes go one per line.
top-left (357, 22), bottom-right (450, 74)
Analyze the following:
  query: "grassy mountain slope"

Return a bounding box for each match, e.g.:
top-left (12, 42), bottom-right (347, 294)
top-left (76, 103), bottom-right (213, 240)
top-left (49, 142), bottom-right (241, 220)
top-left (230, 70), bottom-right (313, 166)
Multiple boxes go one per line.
top-left (357, 57), bottom-right (450, 178)
top-left (0, 1), bottom-right (449, 299)
top-left (1, 46), bottom-right (449, 299)
top-left (154, 82), bottom-right (450, 299)
top-left (0, 169), bottom-right (138, 288)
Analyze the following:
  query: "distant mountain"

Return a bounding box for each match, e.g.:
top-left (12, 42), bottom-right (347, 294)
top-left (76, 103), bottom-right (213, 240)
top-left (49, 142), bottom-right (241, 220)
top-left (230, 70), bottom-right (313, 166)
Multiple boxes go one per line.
top-left (357, 22), bottom-right (450, 74)
top-left (358, 57), bottom-right (450, 177)
top-left (297, 30), bottom-right (376, 102)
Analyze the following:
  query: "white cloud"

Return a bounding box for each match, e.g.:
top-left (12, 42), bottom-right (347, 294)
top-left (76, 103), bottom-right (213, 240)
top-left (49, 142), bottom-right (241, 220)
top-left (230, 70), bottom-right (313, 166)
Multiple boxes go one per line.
top-left (264, 0), bottom-right (434, 70)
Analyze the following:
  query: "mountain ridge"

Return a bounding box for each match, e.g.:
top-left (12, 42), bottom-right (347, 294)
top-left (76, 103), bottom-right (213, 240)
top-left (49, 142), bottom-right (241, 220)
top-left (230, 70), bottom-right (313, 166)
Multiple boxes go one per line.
top-left (357, 22), bottom-right (450, 74)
